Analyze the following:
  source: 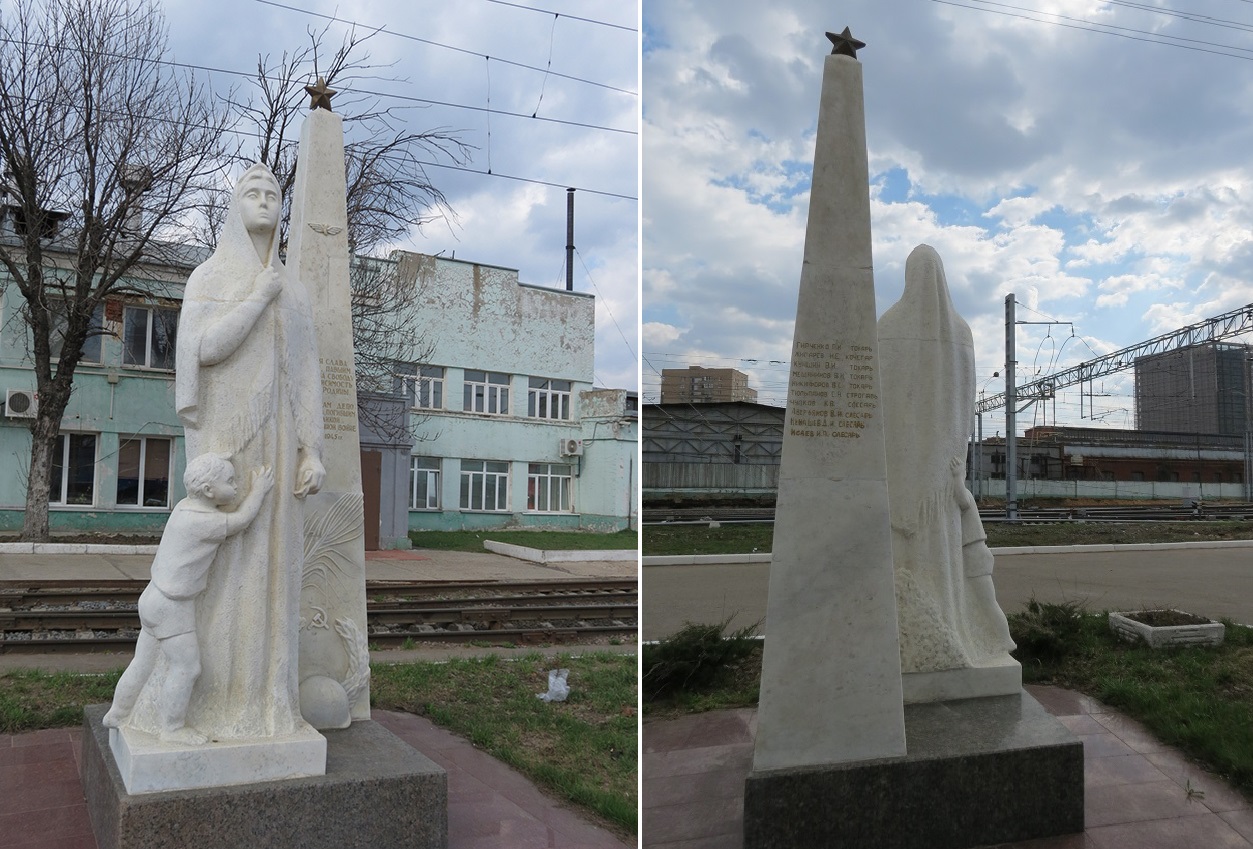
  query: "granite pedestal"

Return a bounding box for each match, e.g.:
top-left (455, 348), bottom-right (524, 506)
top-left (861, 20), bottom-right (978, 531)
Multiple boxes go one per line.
top-left (82, 705), bottom-right (447, 849)
top-left (743, 690), bottom-right (1083, 849)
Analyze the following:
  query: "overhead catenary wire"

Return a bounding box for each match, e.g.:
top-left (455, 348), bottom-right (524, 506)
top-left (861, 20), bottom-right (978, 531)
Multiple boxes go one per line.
top-left (480, 0), bottom-right (637, 33)
top-left (932, 0), bottom-right (1253, 62)
top-left (0, 35), bottom-right (636, 138)
top-left (0, 85), bottom-right (637, 202)
top-left (254, 0), bottom-right (638, 96)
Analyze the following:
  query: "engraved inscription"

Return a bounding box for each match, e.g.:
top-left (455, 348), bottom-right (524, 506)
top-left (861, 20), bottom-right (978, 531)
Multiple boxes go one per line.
top-left (320, 357), bottom-right (358, 442)
top-left (787, 342), bottom-right (879, 440)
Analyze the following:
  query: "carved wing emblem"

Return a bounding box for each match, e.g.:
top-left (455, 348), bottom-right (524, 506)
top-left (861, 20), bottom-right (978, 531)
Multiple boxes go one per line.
top-left (308, 223), bottom-right (344, 236)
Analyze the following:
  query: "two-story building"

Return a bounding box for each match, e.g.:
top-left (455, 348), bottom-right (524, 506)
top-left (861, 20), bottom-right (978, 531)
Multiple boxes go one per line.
top-left (0, 245), bottom-right (637, 540)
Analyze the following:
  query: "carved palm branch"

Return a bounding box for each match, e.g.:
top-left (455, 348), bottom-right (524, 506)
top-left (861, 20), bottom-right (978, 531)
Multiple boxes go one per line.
top-left (302, 492), bottom-right (364, 593)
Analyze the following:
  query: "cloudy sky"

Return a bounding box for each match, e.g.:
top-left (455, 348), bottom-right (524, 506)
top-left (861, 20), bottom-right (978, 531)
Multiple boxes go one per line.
top-left (642, 0), bottom-right (1253, 438)
top-left (158, 0), bottom-right (638, 390)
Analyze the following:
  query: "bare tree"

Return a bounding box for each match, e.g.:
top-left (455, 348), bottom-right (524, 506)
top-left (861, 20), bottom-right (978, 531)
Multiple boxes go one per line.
top-left (230, 25), bottom-right (470, 440)
top-left (0, 0), bottom-right (232, 540)
top-left (229, 25), bottom-right (472, 256)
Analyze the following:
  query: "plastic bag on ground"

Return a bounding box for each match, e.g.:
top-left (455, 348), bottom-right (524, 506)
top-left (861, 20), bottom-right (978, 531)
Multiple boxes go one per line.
top-left (536, 668), bottom-right (570, 702)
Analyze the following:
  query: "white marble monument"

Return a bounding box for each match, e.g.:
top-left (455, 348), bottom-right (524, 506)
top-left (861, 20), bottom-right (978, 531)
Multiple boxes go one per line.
top-left (879, 244), bottom-right (1020, 704)
top-left (286, 91), bottom-right (371, 731)
top-left (751, 28), bottom-right (907, 773)
top-left (106, 163), bottom-right (330, 793)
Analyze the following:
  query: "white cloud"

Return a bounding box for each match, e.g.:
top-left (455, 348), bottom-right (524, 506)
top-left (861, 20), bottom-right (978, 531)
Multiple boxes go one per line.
top-left (643, 0), bottom-right (1253, 430)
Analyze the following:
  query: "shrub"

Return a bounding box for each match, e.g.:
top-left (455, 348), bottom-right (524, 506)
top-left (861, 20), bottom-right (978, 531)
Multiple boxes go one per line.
top-left (643, 619), bottom-right (759, 700)
top-left (1009, 597), bottom-right (1088, 665)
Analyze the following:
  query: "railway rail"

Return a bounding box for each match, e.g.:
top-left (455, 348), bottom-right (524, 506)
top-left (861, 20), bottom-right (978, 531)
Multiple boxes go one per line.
top-left (0, 578), bottom-right (638, 654)
top-left (644, 503), bottom-right (1253, 525)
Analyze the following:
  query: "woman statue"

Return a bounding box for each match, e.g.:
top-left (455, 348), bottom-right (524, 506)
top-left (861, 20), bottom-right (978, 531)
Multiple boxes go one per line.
top-left (878, 244), bottom-right (1015, 674)
top-left (121, 163), bottom-right (326, 740)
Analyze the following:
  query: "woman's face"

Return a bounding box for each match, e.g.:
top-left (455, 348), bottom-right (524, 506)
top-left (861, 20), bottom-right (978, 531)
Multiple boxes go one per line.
top-left (239, 179), bottom-right (280, 235)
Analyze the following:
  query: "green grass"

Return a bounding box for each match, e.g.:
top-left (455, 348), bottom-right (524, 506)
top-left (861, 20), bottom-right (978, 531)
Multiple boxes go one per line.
top-left (410, 528), bottom-right (638, 552)
top-left (0, 668), bottom-right (122, 732)
top-left (643, 520), bottom-right (1253, 556)
top-left (0, 653), bottom-right (638, 838)
top-left (1011, 603), bottom-right (1253, 798)
top-left (372, 652), bottom-right (637, 836)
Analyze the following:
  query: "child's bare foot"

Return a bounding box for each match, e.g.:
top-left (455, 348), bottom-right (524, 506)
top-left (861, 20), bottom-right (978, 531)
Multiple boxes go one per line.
top-left (158, 726), bottom-right (208, 745)
top-left (102, 706), bottom-right (126, 728)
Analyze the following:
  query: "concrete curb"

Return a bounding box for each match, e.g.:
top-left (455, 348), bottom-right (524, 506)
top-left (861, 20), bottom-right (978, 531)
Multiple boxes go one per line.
top-left (642, 538), bottom-right (1253, 566)
top-left (0, 543), bottom-right (160, 555)
top-left (482, 540), bottom-right (637, 564)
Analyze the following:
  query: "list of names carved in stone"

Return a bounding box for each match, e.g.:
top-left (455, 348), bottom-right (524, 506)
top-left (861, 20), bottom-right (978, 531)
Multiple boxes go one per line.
top-left (787, 342), bottom-right (880, 440)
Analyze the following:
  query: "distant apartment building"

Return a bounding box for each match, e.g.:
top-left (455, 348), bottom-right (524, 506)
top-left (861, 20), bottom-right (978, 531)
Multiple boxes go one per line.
top-left (1135, 342), bottom-right (1253, 436)
top-left (660, 366), bottom-right (757, 404)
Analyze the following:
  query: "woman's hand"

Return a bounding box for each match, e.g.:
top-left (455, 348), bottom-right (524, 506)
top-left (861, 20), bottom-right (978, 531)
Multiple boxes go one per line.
top-left (294, 454), bottom-right (326, 499)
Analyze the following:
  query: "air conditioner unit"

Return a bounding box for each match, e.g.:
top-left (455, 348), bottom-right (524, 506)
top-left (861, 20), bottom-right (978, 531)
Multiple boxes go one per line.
top-left (5, 388), bottom-right (36, 418)
top-left (559, 437), bottom-right (584, 457)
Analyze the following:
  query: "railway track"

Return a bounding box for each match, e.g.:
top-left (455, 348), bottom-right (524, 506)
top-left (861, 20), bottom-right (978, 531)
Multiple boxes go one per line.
top-left (644, 504), bottom-right (1253, 524)
top-left (0, 578), bottom-right (638, 654)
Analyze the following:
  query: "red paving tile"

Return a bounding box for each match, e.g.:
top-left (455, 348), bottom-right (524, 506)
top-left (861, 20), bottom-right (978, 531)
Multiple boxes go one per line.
top-left (642, 683), bottom-right (1253, 849)
top-left (4, 710), bottom-right (631, 849)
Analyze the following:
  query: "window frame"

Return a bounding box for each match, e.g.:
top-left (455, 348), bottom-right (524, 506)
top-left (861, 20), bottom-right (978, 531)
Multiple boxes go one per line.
top-left (459, 459), bottom-right (510, 512)
top-left (49, 432), bottom-right (98, 507)
top-left (527, 377), bottom-right (572, 420)
top-left (48, 299), bottom-right (105, 364)
top-left (462, 370), bottom-right (511, 415)
top-left (115, 435), bottom-right (174, 509)
top-left (409, 456), bottom-right (441, 510)
top-left (122, 304), bottom-right (179, 371)
top-left (406, 365), bottom-right (445, 410)
top-left (526, 463), bottom-right (572, 513)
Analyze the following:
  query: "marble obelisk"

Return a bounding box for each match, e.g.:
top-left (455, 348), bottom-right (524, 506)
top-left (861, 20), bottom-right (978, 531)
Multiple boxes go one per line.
top-left (286, 85), bottom-right (371, 729)
top-left (751, 29), bottom-right (907, 772)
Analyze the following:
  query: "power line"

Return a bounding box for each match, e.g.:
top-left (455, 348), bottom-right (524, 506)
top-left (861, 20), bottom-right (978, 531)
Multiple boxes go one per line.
top-left (575, 246), bottom-right (637, 361)
top-left (480, 0), bottom-right (637, 33)
top-left (932, 0), bottom-right (1253, 61)
top-left (254, 0), bottom-right (637, 96)
top-left (0, 35), bottom-right (636, 137)
top-left (0, 59), bottom-right (636, 201)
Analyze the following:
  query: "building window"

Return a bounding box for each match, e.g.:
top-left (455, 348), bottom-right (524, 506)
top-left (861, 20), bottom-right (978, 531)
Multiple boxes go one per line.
top-left (527, 463), bottom-right (572, 512)
top-left (406, 366), bottom-right (444, 410)
top-left (49, 300), bottom-right (104, 364)
top-left (463, 371), bottom-right (510, 415)
top-left (409, 456), bottom-right (440, 510)
top-left (459, 460), bottom-right (509, 511)
top-left (528, 378), bottom-right (571, 420)
top-left (116, 436), bottom-right (172, 508)
top-left (1131, 471), bottom-right (1145, 482)
top-left (50, 433), bottom-right (97, 506)
top-left (122, 305), bottom-right (178, 370)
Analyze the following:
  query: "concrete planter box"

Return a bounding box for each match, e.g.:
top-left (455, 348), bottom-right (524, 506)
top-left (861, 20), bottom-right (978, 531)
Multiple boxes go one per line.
top-left (1109, 610), bottom-right (1225, 649)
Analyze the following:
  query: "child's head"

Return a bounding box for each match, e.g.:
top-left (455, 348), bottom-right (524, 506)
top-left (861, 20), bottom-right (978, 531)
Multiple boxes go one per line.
top-left (183, 453), bottom-right (236, 505)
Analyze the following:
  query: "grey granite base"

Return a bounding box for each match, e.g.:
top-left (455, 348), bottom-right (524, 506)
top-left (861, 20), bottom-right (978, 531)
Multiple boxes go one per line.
top-left (82, 705), bottom-right (447, 849)
top-left (743, 691), bottom-right (1083, 849)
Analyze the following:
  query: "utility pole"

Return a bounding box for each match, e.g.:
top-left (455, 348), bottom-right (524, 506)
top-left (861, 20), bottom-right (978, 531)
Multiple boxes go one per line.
top-left (566, 188), bottom-right (575, 292)
top-left (1005, 294), bottom-right (1018, 521)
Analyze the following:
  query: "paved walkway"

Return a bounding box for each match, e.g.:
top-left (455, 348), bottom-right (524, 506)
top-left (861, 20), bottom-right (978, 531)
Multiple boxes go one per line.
top-left (5, 709), bottom-right (632, 849)
top-left (643, 684), bottom-right (1253, 848)
top-left (0, 546), bottom-right (638, 584)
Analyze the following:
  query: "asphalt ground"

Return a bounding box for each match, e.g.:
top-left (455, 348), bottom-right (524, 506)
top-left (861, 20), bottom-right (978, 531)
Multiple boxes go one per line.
top-left (641, 541), bottom-right (1253, 641)
top-left (0, 547), bottom-right (639, 672)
